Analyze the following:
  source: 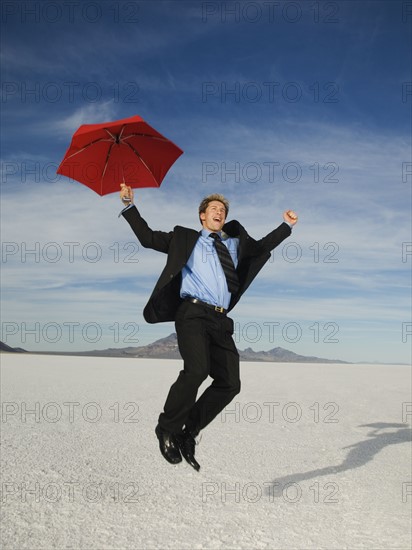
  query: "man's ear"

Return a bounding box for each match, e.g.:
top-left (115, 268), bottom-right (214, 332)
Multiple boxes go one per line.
top-left (200, 212), bottom-right (205, 221)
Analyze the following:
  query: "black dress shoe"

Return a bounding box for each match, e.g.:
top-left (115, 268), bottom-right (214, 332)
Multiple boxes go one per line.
top-left (175, 428), bottom-right (200, 471)
top-left (155, 425), bottom-right (182, 464)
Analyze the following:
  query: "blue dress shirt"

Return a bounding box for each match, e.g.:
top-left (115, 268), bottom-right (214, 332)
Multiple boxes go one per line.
top-left (180, 228), bottom-right (239, 309)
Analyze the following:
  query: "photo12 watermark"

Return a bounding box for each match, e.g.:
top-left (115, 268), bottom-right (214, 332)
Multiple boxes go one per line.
top-left (401, 402), bottom-right (412, 423)
top-left (201, 81), bottom-right (339, 104)
top-left (402, 82), bottom-right (412, 102)
top-left (279, 242), bottom-right (340, 264)
top-left (1, 1), bottom-right (140, 24)
top-left (201, 2), bottom-right (340, 24)
top-left (2, 159), bottom-right (142, 183)
top-left (401, 243), bottom-right (412, 262)
top-left (402, 2), bottom-right (412, 23)
top-left (402, 482), bottom-right (412, 503)
top-left (201, 161), bottom-right (339, 184)
top-left (1, 321), bottom-right (140, 345)
top-left (1, 480), bottom-right (142, 504)
top-left (401, 323), bottom-right (411, 343)
top-left (2, 401), bottom-right (140, 424)
top-left (233, 320), bottom-right (340, 345)
top-left (201, 480), bottom-right (340, 504)
top-left (1, 81), bottom-right (140, 104)
top-left (218, 400), bottom-right (340, 425)
top-left (402, 162), bottom-right (411, 182)
top-left (2, 241), bottom-right (140, 264)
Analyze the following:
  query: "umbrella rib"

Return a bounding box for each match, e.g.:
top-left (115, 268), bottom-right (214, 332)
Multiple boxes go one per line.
top-left (122, 133), bottom-right (170, 143)
top-left (104, 125), bottom-right (126, 143)
top-left (100, 128), bottom-right (126, 191)
top-left (64, 137), bottom-right (114, 160)
top-left (123, 141), bottom-right (157, 183)
top-left (104, 128), bottom-right (117, 141)
top-left (100, 141), bottom-right (116, 192)
top-left (118, 126), bottom-right (126, 140)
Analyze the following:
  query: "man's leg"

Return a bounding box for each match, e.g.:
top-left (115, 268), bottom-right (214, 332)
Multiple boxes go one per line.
top-left (158, 302), bottom-right (210, 434)
top-left (184, 313), bottom-right (240, 434)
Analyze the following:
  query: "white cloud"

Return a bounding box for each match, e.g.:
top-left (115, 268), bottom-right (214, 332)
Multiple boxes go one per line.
top-left (43, 101), bottom-right (120, 138)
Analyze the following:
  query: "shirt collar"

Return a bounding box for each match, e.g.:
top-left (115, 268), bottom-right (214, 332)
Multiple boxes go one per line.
top-left (201, 228), bottom-right (228, 239)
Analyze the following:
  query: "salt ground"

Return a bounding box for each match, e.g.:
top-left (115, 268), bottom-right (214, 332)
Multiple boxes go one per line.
top-left (1, 354), bottom-right (411, 549)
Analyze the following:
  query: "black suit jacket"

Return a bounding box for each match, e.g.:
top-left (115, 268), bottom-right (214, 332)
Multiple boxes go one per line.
top-left (122, 205), bottom-right (291, 323)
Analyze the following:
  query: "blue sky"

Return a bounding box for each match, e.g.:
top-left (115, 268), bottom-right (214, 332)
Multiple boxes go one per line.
top-left (1, 0), bottom-right (411, 363)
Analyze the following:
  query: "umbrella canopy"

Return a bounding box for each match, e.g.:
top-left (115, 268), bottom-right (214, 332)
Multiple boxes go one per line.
top-left (57, 115), bottom-right (183, 196)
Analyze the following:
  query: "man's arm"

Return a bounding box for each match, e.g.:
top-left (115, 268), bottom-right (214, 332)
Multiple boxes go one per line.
top-left (119, 185), bottom-right (172, 253)
top-left (257, 210), bottom-right (298, 253)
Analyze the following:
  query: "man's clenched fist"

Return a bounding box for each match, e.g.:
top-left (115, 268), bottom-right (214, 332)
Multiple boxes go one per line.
top-left (283, 210), bottom-right (298, 225)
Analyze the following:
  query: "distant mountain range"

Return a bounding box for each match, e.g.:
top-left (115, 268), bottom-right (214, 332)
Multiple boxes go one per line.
top-left (0, 334), bottom-right (348, 363)
top-left (0, 341), bottom-right (27, 353)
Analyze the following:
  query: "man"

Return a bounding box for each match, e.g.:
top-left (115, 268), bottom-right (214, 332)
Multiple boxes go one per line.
top-left (119, 185), bottom-right (298, 471)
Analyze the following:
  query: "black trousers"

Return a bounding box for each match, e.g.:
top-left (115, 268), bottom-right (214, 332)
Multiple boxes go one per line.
top-left (158, 301), bottom-right (241, 435)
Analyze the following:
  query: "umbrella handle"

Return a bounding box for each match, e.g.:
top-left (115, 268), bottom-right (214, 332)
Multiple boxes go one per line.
top-left (120, 183), bottom-right (133, 204)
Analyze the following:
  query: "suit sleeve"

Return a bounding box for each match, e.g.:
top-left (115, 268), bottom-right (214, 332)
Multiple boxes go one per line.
top-left (122, 205), bottom-right (173, 254)
top-left (256, 222), bottom-right (292, 253)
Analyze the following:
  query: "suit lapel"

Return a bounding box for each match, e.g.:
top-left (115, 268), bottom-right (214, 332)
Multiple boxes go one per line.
top-left (184, 229), bottom-right (201, 260)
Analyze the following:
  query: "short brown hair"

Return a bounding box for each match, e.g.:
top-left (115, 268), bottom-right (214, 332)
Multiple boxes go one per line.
top-left (198, 194), bottom-right (229, 224)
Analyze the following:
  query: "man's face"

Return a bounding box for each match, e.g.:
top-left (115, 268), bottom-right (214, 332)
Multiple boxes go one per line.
top-left (200, 200), bottom-right (227, 232)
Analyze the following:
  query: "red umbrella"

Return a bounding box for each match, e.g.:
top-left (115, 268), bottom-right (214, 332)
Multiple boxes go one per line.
top-left (57, 115), bottom-right (183, 196)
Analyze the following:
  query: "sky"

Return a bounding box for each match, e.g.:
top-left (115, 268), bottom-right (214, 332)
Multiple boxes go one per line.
top-left (1, 0), bottom-right (411, 363)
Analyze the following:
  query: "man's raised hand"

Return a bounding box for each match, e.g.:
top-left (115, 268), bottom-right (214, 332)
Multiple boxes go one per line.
top-left (120, 183), bottom-right (134, 205)
top-left (283, 210), bottom-right (298, 225)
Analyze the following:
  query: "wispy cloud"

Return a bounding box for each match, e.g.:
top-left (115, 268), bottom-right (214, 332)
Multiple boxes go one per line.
top-left (47, 101), bottom-right (121, 138)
